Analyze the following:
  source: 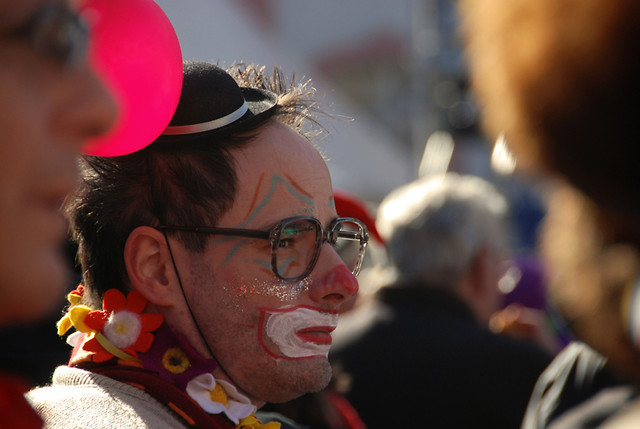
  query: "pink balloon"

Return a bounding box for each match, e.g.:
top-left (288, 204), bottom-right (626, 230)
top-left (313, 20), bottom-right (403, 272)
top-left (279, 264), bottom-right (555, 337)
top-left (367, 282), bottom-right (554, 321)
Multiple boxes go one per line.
top-left (80, 0), bottom-right (183, 157)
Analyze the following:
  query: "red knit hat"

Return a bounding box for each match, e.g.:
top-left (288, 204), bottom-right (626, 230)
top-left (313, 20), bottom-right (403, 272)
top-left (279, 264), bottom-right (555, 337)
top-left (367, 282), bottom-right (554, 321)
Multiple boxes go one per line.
top-left (334, 188), bottom-right (384, 245)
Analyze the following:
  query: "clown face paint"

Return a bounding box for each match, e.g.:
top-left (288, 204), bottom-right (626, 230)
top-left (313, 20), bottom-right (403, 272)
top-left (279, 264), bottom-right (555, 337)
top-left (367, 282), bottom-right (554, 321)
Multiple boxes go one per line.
top-left (177, 122), bottom-right (356, 402)
top-left (263, 306), bottom-right (339, 358)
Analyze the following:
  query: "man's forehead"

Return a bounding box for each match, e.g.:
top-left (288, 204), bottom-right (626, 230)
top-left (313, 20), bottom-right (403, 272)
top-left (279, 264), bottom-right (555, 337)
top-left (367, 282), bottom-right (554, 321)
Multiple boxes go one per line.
top-left (227, 123), bottom-right (334, 225)
top-left (232, 170), bottom-right (332, 225)
top-left (234, 123), bottom-right (327, 182)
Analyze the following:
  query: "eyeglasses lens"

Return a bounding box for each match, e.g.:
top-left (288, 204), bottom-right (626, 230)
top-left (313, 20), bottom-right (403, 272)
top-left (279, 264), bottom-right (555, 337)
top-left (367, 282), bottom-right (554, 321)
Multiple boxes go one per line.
top-left (275, 218), bottom-right (320, 280)
top-left (274, 218), bottom-right (366, 280)
top-left (331, 220), bottom-right (366, 275)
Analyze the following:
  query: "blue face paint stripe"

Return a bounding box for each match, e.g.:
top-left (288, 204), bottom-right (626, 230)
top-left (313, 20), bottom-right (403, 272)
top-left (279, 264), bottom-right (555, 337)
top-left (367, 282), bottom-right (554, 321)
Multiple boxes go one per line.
top-left (221, 238), bottom-right (272, 267)
top-left (277, 256), bottom-right (296, 274)
top-left (220, 175), bottom-right (317, 266)
top-left (212, 236), bottom-right (238, 245)
top-left (253, 258), bottom-right (272, 271)
top-left (222, 237), bottom-right (250, 264)
top-left (241, 175), bottom-right (315, 227)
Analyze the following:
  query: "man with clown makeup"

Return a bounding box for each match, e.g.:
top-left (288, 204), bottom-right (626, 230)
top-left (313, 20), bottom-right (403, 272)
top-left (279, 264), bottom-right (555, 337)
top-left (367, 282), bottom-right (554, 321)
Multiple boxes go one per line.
top-left (27, 61), bottom-right (369, 429)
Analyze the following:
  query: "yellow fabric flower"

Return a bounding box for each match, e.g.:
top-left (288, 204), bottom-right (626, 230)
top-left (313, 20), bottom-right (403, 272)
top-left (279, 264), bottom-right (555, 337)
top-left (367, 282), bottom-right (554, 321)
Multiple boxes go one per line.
top-left (57, 314), bottom-right (73, 336)
top-left (57, 285), bottom-right (88, 335)
top-left (68, 305), bottom-right (96, 333)
top-left (161, 347), bottom-right (190, 374)
top-left (67, 290), bottom-right (83, 306)
top-left (236, 415), bottom-right (281, 429)
top-left (209, 384), bottom-right (228, 406)
top-left (57, 305), bottom-right (95, 335)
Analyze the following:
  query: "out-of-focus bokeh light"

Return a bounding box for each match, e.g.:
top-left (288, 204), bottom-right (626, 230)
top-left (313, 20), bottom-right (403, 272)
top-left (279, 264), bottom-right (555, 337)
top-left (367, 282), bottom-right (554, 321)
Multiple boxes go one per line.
top-left (491, 134), bottom-right (517, 175)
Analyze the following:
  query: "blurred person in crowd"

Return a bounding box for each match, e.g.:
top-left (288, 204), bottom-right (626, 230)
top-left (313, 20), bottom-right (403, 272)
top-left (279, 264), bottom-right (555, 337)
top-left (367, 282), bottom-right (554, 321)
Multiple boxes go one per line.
top-left (460, 0), bottom-right (640, 426)
top-left (0, 0), bottom-right (115, 426)
top-left (489, 253), bottom-right (568, 356)
top-left (330, 173), bottom-right (553, 428)
top-left (27, 61), bottom-right (370, 429)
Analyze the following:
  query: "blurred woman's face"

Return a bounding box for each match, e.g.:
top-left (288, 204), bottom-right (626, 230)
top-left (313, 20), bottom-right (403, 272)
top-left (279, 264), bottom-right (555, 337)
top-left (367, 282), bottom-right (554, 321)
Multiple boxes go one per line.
top-left (0, 0), bottom-right (115, 324)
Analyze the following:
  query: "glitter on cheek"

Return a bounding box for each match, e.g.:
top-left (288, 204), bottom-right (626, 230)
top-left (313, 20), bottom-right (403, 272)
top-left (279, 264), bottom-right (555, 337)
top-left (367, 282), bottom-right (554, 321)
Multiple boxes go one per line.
top-left (260, 276), bottom-right (312, 301)
top-left (224, 275), bottom-right (312, 304)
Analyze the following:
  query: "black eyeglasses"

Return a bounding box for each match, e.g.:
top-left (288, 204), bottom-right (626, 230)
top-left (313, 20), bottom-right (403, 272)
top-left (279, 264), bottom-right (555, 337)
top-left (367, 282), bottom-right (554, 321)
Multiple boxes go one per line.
top-left (6, 3), bottom-right (89, 69)
top-left (157, 216), bottom-right (369, 281)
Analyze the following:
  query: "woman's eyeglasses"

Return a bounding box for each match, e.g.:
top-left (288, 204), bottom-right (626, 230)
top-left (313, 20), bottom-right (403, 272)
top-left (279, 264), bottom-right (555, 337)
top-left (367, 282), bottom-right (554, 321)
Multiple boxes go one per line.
top-left (5, 3), bottom-right (89, 69)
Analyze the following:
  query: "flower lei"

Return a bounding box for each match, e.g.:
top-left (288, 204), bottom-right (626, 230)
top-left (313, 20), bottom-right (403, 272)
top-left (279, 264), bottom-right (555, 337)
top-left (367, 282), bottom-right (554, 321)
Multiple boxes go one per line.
top-left (57, 285), bottom-right (280, 429)
top-left (58, 286), bottom-right (163, 363)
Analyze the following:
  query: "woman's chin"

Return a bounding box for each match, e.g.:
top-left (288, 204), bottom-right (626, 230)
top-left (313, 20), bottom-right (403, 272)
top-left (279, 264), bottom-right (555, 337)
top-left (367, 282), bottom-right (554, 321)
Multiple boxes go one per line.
top-left (0, 249), bottom-right (70, 326)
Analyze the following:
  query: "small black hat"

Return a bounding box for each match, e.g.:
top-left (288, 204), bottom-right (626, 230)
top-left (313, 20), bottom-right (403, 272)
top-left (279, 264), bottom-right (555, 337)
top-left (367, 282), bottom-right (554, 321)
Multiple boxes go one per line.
top-left (161, 61), bottom-right (278, 138)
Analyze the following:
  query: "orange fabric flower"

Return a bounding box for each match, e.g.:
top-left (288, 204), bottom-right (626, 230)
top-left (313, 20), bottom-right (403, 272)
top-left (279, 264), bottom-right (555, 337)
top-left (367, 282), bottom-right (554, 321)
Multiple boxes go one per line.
top-left (79, 289), bottom-right (163, 363)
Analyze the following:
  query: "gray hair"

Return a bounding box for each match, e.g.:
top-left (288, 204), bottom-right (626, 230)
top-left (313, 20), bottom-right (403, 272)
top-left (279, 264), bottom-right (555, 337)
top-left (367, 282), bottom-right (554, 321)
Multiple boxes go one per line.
top-left (377, 173), bottom-right (509, 288)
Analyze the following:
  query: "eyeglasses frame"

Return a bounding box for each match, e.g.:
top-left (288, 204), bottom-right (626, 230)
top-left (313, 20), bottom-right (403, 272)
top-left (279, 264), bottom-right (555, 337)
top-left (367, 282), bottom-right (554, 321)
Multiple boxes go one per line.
top-left (156, 215), bottom-right (369, 281)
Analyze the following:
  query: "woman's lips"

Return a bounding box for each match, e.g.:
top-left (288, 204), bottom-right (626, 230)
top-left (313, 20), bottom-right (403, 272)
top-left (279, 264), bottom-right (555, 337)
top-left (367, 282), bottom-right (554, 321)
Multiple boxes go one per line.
top-left (295, 326), bottom-right (336, 345)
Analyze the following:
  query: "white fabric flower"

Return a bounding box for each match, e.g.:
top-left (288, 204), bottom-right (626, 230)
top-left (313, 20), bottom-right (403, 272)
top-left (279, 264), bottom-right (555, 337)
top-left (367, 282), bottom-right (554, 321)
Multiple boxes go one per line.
top-left (103, 310), bottom-right (142, 348)
top-left (67, 331), bottom-right (84, 347)
top-left (186, 373), bottom-right (256, 424)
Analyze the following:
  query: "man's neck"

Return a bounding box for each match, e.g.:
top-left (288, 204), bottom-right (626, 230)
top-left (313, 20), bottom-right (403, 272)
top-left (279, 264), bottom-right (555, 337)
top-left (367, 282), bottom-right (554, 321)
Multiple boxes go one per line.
top-left (211, 363), bottom-right (266, 409)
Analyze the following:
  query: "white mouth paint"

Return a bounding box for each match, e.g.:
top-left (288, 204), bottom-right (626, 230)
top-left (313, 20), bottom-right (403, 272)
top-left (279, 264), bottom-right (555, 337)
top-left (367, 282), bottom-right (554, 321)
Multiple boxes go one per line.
top-left (265, 306), bottom-right (338, 358)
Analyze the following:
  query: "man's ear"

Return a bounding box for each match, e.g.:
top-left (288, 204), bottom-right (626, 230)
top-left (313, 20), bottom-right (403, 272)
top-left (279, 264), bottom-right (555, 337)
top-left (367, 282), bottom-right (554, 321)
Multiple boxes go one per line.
top-left (124, 226), bottom-right (177, 307)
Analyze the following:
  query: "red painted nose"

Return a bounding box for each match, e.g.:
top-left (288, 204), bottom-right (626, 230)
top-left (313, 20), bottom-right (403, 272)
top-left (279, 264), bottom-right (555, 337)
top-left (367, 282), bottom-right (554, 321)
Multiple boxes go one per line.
top-left (309, 264), bottom-right (359, 303)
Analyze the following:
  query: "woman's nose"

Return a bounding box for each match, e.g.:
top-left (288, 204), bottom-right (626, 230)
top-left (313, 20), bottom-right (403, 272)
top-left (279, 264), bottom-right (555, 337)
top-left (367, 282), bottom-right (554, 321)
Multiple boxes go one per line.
top-left (53, 65), bottom-right (117, 147)
top-left (308, 244), bottom-right (359, 304)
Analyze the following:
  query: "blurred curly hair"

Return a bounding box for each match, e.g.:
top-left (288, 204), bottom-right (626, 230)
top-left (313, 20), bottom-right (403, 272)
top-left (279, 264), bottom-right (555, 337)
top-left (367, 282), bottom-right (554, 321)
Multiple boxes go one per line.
top-left (460, 0), bottom-right (640, 226)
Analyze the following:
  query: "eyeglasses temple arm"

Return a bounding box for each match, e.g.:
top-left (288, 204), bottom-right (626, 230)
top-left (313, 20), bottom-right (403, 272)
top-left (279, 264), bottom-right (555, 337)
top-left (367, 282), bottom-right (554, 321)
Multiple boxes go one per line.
top-left (156, 225), bottom-right (270, 240)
